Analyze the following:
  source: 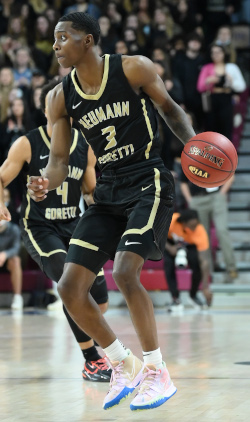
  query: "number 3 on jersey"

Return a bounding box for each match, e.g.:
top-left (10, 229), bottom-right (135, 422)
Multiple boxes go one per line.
top-left (56, 181), bottom-right (68, 204)
top-left (102, 126), bottom-right (117, 150)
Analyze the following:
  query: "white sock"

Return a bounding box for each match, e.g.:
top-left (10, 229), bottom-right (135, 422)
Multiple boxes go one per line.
top-left (143, 347), bottom-right (163, 369)
top-left (103, 339), bottom-right (128, 362)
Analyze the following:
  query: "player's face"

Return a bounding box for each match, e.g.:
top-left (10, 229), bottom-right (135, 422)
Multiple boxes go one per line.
top-left (53, 21), bottom-right (87, 68)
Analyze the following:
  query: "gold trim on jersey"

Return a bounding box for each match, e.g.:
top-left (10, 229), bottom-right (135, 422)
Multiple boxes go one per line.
top-left (24, 184), bottom-right (31, 220)
top-left (141, 99), bottom-right (153, 159)
top-left (69, 239), bottom-right (99, 251)
top-left (122, 168), bottom-right (161, 236)
top-left (71, 55), bottom-right (110, 100)
top-left (145, 141), bottom-right (152, 159)
top-left (23, 179), bottom-right (67, 257)
top-left (70, 129), bottom-right (78, 154)
top-left (97, 268), bottom-right (104, 276)
top-left (80, 130), bottom-right (89, 146)
top-left (39, 126), bottom-right (50, 149)
top-left (38, 126), bottom-right (78, 155)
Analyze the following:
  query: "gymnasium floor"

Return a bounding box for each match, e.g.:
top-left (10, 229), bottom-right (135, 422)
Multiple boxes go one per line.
top-left (0, 293), bottom-right (250, 422)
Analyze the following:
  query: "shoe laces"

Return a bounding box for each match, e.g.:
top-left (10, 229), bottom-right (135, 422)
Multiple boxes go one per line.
top-left (136, 366), bottom-right (162, 397)
top-left (90, 357), bottom-right (110, 370)
top-left (106, 359), bottom-right (128, 392)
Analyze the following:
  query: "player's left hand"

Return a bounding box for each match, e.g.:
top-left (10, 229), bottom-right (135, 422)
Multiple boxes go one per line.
top-left (27, 176), bottom-right (49, 202)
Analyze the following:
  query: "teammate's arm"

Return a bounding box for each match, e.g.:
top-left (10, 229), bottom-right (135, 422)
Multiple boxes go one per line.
top-left (82, 146), bottom-right (96, 206)
top-left (122, 55), bottom-right (196, 145)
top-left (0, 136), bottom-right (31, 220)
top-left (27, 83), bottom-right (71, 201)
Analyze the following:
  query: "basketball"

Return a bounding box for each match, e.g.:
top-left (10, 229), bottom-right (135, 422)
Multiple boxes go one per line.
top-left (181, 132), bottom-right (238, 188)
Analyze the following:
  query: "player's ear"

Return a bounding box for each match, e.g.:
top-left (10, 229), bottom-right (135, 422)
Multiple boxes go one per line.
top-left (85, 34), bottom-right (93, 47)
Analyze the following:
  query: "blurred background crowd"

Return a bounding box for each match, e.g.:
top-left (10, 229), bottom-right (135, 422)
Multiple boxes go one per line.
top-left (0, 0), bottom-right (249, 309)
top-left (0, 0), bottom-right (249, 208)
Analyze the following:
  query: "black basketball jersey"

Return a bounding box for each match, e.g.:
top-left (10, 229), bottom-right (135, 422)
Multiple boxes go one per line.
top-left (63, 54), bottom-right (161, 171)
top-left (20, 125), bottom-right (88, 223)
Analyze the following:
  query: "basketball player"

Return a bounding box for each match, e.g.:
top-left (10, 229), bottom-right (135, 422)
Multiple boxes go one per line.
top-left (0, 79), bottom-right (111, 383)
top-left (27, 13), bottom-right (196, 411)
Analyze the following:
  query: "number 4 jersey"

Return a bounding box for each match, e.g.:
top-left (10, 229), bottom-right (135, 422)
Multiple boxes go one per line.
top-left (63, 54), bottom-right (161, 171)
top-left (20, 125), bottom-right (88, 223)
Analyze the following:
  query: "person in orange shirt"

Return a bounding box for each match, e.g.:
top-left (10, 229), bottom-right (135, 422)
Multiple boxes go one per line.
top-left (164, 209), bottom-right (212, 311)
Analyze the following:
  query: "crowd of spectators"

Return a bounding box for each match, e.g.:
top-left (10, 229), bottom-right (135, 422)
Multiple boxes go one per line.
top-left (0, 0), bottom-right (249, 305)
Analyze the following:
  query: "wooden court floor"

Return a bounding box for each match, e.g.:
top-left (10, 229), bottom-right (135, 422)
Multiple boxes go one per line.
top-left (0, 293), bottom-right (250, 422)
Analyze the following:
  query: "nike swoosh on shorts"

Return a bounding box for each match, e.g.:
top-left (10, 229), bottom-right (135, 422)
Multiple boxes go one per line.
top-left (125, 240), bottom-right (142, 245)
top-left (141, 184), bottom-right (152, 191)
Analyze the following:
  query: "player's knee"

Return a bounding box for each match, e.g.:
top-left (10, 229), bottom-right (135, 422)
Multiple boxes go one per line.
top-left (57, 273), bottom-right (89, 307)
top-left (113, 268), bottom-right (138, 293)
top-left (57, 275), bottom-right (72, 303)
top-left (98, 301), bottom-right (108, 314)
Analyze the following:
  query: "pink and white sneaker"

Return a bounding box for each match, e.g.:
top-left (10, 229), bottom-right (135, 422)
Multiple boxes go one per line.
top-left (103, 350), bottom-right (144, 410)
top-left (130, 362), bottom-right (177, 411)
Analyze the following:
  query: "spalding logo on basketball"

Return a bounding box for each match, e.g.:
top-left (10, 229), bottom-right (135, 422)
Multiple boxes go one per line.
top-left (181, 132), bottom-right (238, 188)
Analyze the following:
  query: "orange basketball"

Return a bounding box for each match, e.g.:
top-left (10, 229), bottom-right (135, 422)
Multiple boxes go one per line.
top-left (181, 132), bottom-right (238, 188)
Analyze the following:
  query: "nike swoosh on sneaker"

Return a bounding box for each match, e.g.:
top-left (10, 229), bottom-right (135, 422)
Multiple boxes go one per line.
top-left (141, 184), bottom-right (152, 191)
top-left (72, 101), bottom-right (82, 109)
top-left (125, 240), bottom-right (142, 245)
top-left (40, 154), bottom-right (49, 159)
top-left (126, 360), bottom-right (136, 381)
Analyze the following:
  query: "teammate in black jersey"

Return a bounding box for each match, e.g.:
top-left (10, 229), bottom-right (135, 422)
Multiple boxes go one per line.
top-left (27, 13), bottom-right (196, 411)
top-left (0, 79), bottom-right (111, 383)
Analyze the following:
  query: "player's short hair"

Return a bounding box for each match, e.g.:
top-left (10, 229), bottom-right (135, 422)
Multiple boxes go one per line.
top-left (40, 79), bottom-right (60, 113)
top-left (177, 209), bottom-right (199, 223)
top-left (58, 12), bottom-right (100, 45)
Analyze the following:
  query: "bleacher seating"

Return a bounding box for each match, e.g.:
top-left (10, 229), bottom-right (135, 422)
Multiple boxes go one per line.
top-left (0, 254), bottom-right (52, 294)
top-left (0, 270), bottom-right (51, 292)
top-left (103, 260), bottom-right (193, 291)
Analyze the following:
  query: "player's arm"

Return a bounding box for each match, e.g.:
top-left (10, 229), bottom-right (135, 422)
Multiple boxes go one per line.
top-left (122, 55), bottom-right (196, 145)
top-left (27, 83), bottom-right (71, 201)
top-left (43, 83), bottom-right (71, 187)
top-left (0, 136), bottom-right (31, 220)
top-left (81, 146), bottom-right (96, 206)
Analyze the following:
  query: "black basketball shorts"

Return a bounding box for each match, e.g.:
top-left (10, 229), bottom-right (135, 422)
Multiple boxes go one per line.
top-left (20, 218), bottom-right (108, 304)
top-left (66, 163), bottom-right (175, 274)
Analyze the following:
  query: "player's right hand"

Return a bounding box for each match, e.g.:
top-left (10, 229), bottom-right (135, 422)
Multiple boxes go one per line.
top-left (0, 203), bottom-right (11, 221)
top-left (27, 176), bottom-right (49, 202)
